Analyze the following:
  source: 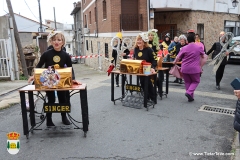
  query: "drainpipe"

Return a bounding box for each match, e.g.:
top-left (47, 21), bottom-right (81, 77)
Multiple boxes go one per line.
top-left (147, 0), bottom-right (150, 30)
top-left (95, 0), bottom-right (98, 37)
top-left (36, 33), bottom-right (42, 64)
top-left (214, 0), bottom-right (216, 13)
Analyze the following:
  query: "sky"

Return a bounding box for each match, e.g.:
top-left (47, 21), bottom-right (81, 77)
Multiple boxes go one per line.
top-left (0, 0), bottom-right (79, 24)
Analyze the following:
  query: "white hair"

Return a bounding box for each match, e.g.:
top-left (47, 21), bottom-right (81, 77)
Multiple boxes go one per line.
top-left (178, 35), bottom-right (187, 41)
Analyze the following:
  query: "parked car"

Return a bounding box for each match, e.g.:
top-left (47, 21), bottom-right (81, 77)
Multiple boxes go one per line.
top-left (228, 36), bottom-right (240, 64)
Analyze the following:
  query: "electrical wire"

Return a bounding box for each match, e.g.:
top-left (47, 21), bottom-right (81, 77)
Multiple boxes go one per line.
top-left (23, 0), bottom-right (39, 20)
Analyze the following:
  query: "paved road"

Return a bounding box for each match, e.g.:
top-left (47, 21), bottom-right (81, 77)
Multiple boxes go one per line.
top-left (0, 62), bottom-right (239, 160)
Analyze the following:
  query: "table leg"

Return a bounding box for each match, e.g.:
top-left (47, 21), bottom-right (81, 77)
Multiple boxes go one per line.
top-left (158, 71), bottom-right (163, 99)
top-left (130, 75), bottom-right (132, 84)
top-left (137, 76), bottom-right (139, 86)
top-left (121, 74), bottom-right (125, 98)
top-left (144, 76), bottom-right (149, 109)
top-left (154, 74), bottom-right (157, 104)
top-left (130, 75), bottom-right (132, 95)
top-left (80, 88), bottom-right (89, 135)
top-left (111, 72), bottom-right (114, 102)
top-left (166, 70), bottom-right (169, 94)
top-left (20, 92), bottom-right (29, 137)
top-left (28, 91), bottom-right (36, 127)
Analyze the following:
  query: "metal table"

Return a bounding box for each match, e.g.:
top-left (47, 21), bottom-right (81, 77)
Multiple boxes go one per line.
top-left (18, 84), bottom-right (89, 139)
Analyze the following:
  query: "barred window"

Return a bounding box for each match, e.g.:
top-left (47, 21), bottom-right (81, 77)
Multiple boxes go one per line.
top-left (105, 43), bottom-right (108, 58)
top-left (86, 40), bottom-right (88, 51)
top-left (91, 41), bottom-right (93, 53)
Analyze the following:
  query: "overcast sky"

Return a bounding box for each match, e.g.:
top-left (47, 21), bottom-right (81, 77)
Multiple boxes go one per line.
top-left (0, 0), bottom-right (78, 24)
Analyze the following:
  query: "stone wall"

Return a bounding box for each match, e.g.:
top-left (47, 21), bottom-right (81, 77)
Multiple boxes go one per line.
top-left (154, 11), bottom-right (239, 51)
top-left (19, 33), bottom-right (33, 48)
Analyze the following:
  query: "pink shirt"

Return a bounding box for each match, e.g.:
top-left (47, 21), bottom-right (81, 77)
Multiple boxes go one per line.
top-left (177, 43), bottom-right (204, 74)
top-left (195, 42), bottom-right (204, 52)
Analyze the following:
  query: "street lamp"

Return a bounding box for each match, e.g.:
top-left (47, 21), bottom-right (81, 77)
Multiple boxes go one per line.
top-left (228, 0), bottom-right (239, 13)
top-left (232, 0), bottom-right (239, 7)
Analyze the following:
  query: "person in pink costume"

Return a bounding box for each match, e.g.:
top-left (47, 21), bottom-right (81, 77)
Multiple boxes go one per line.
top-left (173, 30), bottom-right (205, 102)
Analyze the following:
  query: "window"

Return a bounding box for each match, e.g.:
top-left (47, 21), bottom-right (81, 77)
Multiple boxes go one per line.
top-left (197, 24), bottom-right (204, 41)
top-left (84, 14), bottom-right (87, 28)
top-left (86, 40), bottom-right (89, 50)
top-left (89, 11), bottom-right (91, 24)
top-left (91, 41), bottom-right (93, 53)
top-left (103, 0), bottom-right (107, 19)
top-left (224, 20), bottom-right (240, 36)
top-left (105, 43), bottom-right (108, 58)
top-left (94, 7), bottom-right (97, 22)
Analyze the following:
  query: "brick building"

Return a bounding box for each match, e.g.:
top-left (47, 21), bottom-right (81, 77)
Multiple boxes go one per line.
top-left (71, 0), bottom-right (149, 71)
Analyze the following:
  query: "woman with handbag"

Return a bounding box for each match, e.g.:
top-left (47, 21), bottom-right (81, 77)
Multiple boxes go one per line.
top-left (173, 30), bottom-right (205, 102)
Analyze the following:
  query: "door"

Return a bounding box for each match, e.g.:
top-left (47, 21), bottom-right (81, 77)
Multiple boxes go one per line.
top-left (0, 39), bottom-right (11, 78)
top-left (156, 24), bottom-right (177, 40)
top-left (39, 38), bottom-right (48, 55)
top-left (121, 0), bottom-right (139, 31)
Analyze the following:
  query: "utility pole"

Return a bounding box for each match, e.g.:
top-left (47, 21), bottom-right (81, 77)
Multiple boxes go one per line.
top-left (38, 0), bottom-right (43, 32)
top-left (6, 0), bottom-right (28, 77)
top-left (53, 7), bottom-right (57, 30)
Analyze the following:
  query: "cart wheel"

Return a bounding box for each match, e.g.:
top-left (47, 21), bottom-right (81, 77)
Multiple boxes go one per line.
top-left (84, 132), bottom-right (87, 138)
top-left (26, 134), bottom-right (29, 139)
top-left (40, 115), bottom-right (44, 120)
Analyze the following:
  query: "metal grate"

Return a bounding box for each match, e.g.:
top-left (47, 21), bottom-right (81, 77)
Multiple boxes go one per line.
top-left (199, 105), bottom-right (235, 116)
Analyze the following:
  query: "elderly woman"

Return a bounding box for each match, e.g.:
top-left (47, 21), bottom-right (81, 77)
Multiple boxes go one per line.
top-left (134, 32), bottom-right (158, 104)
top-left (173, 35), bottom-right (188, 84)
top-left (173, 31), bottom-right (205, 102)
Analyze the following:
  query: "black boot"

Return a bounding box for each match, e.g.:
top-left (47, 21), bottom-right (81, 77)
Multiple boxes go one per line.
top-left (173, 78), bottom-right (179, 83)
top-left (116, 81), bottom-right (119, 87)
top-left (46, 113), bottom-right (55, 126)
top-left (61, 113), bottom-right (70, 125)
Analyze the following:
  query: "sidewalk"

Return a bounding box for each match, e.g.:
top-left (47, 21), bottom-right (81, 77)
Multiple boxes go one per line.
top-left (0, 63), bottom-right (109, 110)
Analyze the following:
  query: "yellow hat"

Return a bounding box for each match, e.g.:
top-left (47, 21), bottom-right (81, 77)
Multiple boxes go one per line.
top-left (116, 32), bottom-right (122, 40)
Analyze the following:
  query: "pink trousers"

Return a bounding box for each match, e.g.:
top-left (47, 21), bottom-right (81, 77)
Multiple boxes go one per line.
top-left (182, 73), bottom-right (201, 98)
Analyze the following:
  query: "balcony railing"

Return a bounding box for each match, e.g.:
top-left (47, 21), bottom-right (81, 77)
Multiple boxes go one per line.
top-left (120, 14), bottom-right (143, 31)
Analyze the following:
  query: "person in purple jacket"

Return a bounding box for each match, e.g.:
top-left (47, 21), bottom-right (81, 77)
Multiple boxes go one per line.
top-left (173, 30), bottom-right (205, 102)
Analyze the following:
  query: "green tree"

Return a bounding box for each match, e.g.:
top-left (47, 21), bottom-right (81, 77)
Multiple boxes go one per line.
top-left (17, 142), bottom-right (19, 149)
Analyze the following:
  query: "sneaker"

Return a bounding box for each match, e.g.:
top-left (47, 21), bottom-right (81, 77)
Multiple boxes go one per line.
top-left (216, 85), bottom-right (220, 90)
top-left (116, 84), bottom-right (119, 87)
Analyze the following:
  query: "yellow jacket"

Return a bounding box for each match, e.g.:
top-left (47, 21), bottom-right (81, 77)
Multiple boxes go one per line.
top-left (161, 41), bottom-right (169, 50)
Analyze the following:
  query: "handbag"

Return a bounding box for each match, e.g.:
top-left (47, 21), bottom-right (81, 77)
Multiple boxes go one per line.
top-left (169, 65), bottom-right (182, 79)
